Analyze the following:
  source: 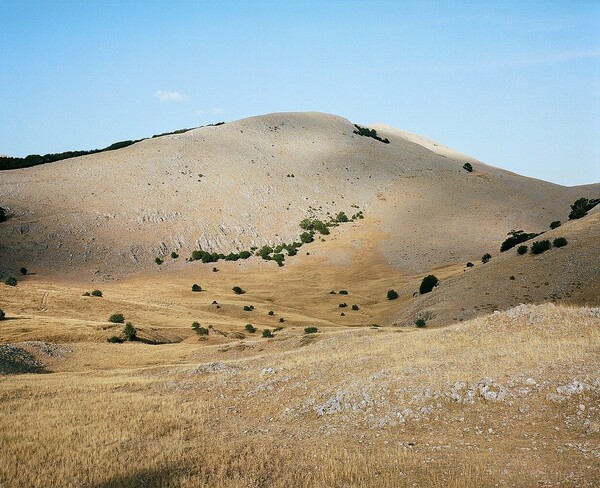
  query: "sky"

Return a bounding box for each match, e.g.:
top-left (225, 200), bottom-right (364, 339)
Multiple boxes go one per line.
top-left (0, 0), bottom-right (599, 186)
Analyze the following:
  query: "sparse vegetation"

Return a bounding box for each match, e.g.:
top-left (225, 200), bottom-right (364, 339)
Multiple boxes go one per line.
top-left (304, 327), bottom-right (319, 334)
top-left (463, 162), bottom-right (473, 172)
top-left (192, 322), bottom-right (209, 335)
top-left (171, 251), bottom-right (179, 259)
top-left (415, 318), bottom-right (426, 328)
top-left (106, 336), bottom-right (123, 343)
top-left (466, 262), bottom-right (474, 267)
top-left (531, 240), bottom-right (551, 254)
top-left (192, 284), bottom-right (202, 292)
top-left (419, 275), bottom-right (439, 294)
top-left (0, 207), bottom-right (6, 222)
top-left (155, 257), bottom-right (163, 265)
top-left (517, 245), bottom-right (528, 255)
top-left (387, 289), bottom-right (399, 300)
top-left (279, 318), bottom-right (285, 323)
top-left (339, 290), bottom-right (349, 295)
top-left (262, 329), bottom-right (273, 338)
top-left (232, 286), bottom-right (245, 295)
top-left (5, 277), bottom-right (17, 287)
top-left (553, 237), bottom-right (568, 248)
top-left (109, 313), bottom-right (125, 324)
top-left (549, 220), bottom-right (561, 229)
top-left (338, 303), bottom-right (348, 308)
top-left (351, 304), bottom-right (359, 311)
top-left (91, 290), bottom-right (103, 297)
top-left (268, 310), bottom-right (274, 316)
top-left (481, 253), bottom-right (491, 263)
top-left (243, 305), bottom-right (254, 312)
top-left (19, 267), bottom-right (27, 275)
top-left (245, 324), bottom-right (256, 333)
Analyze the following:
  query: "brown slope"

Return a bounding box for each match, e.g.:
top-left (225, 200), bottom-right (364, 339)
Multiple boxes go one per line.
top-left (0, 111), bottom-right (598, 281)
top-left (392, 209), bottom-right (600, 326)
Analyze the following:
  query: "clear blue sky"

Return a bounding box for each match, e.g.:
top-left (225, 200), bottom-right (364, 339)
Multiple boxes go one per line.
top-left (1, 1), bottom-right (599, 186)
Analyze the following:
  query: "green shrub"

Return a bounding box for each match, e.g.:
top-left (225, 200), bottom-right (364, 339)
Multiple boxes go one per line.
top-left (171, 251), bottom-right (179, 259)
top-left (415, 318), bottom-right (426, 328)
top-left (272, 253), bottom-right (285, 266)
top-left (232, 286), bottom-right (245, 295)
top-left (279, 318), bottom-right (285, 323)
top-left (419, 275), bottom-right (439, 294)
top-left (239, 250), bottom-right (252, 259)
top-left (155, 257), bottom-right (163, 265)
top-left (500, 230), bottom-right (541, 252)
top-left (481, 253), bottom-right (491, 263)
top-left (243, 305), bottom-right (254, 312)
top-left (531, 240), bottom-right (551, 254)
top-left (107, 336), bottom-right (123, 343)
top-left (517, 245), bottom-right (528, 255)
top-left (212, 267), bottom-right (218, 272)
top-left (553, 237), bottom-right (568, 248)
top-left (509, 276), bottom-right (516, 280)
top-left (304, 326), bottom-right (319, 334)
top-left (91, 289), bottom-right (103, 297)
top-left (339, 290), bottom-right (349, 295)
top-left (82, 292), bottom-right (90, 296)
top-left (262, 329), bottom-right (273, 338)
top-left (338, 303), bottom-right (347, 308)
top-left (300, 232), bottom-right (314, 244)
top-left (0, 207), bottom-right (6, 222)
top-left (463, 162), bottom-right (473, 172)
top-left (109, 313), bottom-right (125, 324)
top-left (353, 124), bottom-right (390, 143)
top-left (19, 267), bottom-right (27, 275)
top-left (351, 304), bottom-right (359, 311)
top-left (192, 284), bottom-right (202, 292)
top-left (245, 324), bottom-right (256, 333)
top-left (387, 289), bottom-right (399, 300)
top-left (268, 310), bottom-right (274, 316)
top-left (192, 322), bottom-right (209, 335)
top-left (336, 212), bottom-right (349, 223)
top-left (123, 322), bottom-right (137, 341)
top-left (549, 221), bottom-right (561, 229)
top-left (5, 277), bottom-right (17, 287)
top-left (0, 309), bottom-right (5, 320)
top-left (466, 262), bottom-right (474, 267)
top-left (569, 197), bottom-right (600, 220)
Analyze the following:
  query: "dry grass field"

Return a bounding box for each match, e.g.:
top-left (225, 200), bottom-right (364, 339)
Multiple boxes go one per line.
top-left (1, 113), bottom-right (599, 486)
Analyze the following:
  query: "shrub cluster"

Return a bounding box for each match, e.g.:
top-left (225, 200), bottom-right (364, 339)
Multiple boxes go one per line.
top-left (192, 322), bottom-right (209, 335)
top-left (569, 197), bottom-right (600, 220)
top-left (500, 230), bottom-right (541, 252)
top-left (245, 324), bottom-right (256, 333)
top-left (530, 240), bottom-right (551, 254)
top-left (517, 245), bottom-right (528, 255)
top-left (463, 162), bottom-right (473, 172)
top-left (304, 327), bottom-right (319, 334)
top-left (5, 277), bottom-right (17, 287)
top-left (549, 221), bottom-right (561, 229)
top-left (481, 253), bottom-right (491, 264)
top-left (353, 124), bottom-right (390, 144)
top-left (262, 329), bottom-right (273, 338)
top-left (91, 289), bottom-right (103, 297)
top-left (232, 286), bottom-right (245, 295)
top-left (109, 313), bottom-right (125, 324)
top-left (192, 284), bottom-right (202, 292)
top-left (387, 289), bottom-right (399, 300)
top-left (123, 322), bottom-right (137, 341)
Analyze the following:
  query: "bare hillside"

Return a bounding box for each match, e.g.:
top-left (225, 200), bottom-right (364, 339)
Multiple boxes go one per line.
top-left (1, 112), bottom-right (597, 280)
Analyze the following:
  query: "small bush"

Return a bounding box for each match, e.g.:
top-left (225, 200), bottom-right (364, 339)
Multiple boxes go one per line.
top-left (517, 245), bottom-right (528, 255)
top-left (509, 276), bottom-right (516, 280)
top-left (463, 162), bottom-right (473, 172)
top-left (387, 289), bottom-right (399, 300)
top-left (549, 221), bottom-right (561, 229)
top-left (340, 312), bottom-right (345, 316)
top-left (0, 309), bottom-right (5, 320)
top-left (107, 336), bottom-right (123, 343)
top-left (329, 291), bottom-right (336, 294)
top-left (212, 267), bottom-right (218, 272)
top-left (415, 318), bottom-right (426, 328)
top-left (243, 305), bottom-right (254, 312)
top-left (481, 253), bottom-right (491, 263)
top-left (123, 322), bottom-right (137, 341)
top-left (232, 286), bottom-right (245, 295)
top-left (500, 230), bottom-right (541, 252)
top-left (192, 284), bottom-right (202, 292)
top-left (466, 262), bottom-right (474, 267)
top-left (553, 237), bottom-right (568, 248)
top-left (155, 257), bottom-right (163, 265)
top-left (339, 290), bottom-right (349, 295)
top-left (19, 267), bottom-right (27, 275)
top-left (338, 303), bottom-right (347, 308)
top-left (192, 322), bottom-right (209, 335)
top-left (300, 232), bottom-right (314, 244)
top-left (109, 313), bottom-right (125, 324)
top-left (304, 326), bottom-right (319, 334)
top-left (82, 292), bottom-right (90, 296)
top-left (5, 277), bottom-right (17, 287)
top-left (239, 250), bottom-right (252, 259)
top-left (351, 304), bottom-right (359, 311)
top-left (279, 318), bottom-right (285, 323)
top-left (91, 289), bottom-right (103, 297)
top-left (531, 240), bottom-right (551, 254)
top-left (0, 207), bottom-right (6, 222)
top-left (268, 310), bottom-right (274, 316)
top-left (419, 275), bottom-right (439, 294)
top-left (171, 251), bottom-right (179, 259)
top-left (245, 324), bottom-right (256, 333)
top-left (569, 197), bottom-right (600, 220)
top-left (262, 329), bottom-right (273, 338)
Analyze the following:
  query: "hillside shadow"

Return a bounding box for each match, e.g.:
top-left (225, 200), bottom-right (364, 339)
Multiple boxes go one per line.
top-left (0, 345), bottom-right (48, 375)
